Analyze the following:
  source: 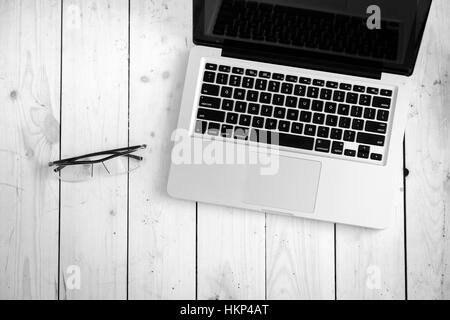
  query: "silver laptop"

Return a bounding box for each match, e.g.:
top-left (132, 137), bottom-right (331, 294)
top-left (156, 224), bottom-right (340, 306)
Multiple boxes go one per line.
top-left (168, 0), bottom-right (432, 228)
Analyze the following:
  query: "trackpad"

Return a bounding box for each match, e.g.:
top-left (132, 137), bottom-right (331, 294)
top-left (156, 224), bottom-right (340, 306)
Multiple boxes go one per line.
top-left (243, 156), bottom-right (321, 213)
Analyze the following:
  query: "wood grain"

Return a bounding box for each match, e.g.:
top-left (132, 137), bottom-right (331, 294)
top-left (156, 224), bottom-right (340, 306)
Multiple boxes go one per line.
top-left (197, 205), bottom-right (265, 299)
top-left (406, 0), bottom-right (450, 299)
top-left (59, 0), bottom-right (129, 299)
top-left (266, 216), bottom-right (335, 299)
top-left (0, 0), bottom-right (61, 299)
top-left (128, 0), bottom-right (196, 299)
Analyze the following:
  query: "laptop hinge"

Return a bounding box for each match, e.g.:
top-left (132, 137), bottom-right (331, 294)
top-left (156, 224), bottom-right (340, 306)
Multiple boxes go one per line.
top-left (222, 46), bottom-right (382, 80)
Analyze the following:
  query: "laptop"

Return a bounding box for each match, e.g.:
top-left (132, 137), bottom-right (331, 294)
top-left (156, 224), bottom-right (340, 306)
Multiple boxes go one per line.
top-left (168, 0), bottom-right (432, 228)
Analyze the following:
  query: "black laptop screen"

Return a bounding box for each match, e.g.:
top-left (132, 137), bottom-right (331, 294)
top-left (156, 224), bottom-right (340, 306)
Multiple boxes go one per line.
top-left (193, 0), bottom-right (432, 76)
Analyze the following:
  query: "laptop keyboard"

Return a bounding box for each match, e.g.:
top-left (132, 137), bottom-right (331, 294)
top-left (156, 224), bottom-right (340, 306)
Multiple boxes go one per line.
top-left (194, 61), bottom-right (395, 164)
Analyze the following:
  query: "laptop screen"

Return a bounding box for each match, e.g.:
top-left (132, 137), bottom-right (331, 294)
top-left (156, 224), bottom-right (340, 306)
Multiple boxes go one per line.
top-left (193, 0), bottom-right (432, 76)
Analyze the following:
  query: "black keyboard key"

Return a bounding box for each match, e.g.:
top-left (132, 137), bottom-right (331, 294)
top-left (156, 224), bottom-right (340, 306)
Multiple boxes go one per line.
top-left (265, 118), bottom-right (277, 130)
top-left (255, 79), bottom-right (267, 91)
top-left (278, 121), bottom-right (290, 132)
top-left (221, 86), bottom-right (233, 98)
top-left (195, 120), bottom-right (207, 134)
top-left (222, 99), bottom-right (234, 111)
top-left (364, 108), bottom-right (376, 119)
top-left (365, 120), bottom-right (387, 134)
top-left (281, 83), bottom-right (293, 94)
top-left (203, 71), bottom-right (215, 83)
top-left (286, 75), bottom-right (298, 82)
top-left (311, 100), bottom-right (324, 112)
top-left (197, 108), bottom-right (225, 122)
top-left (232, 67), bottom-right (244, 74)
top-left (239, 114), bottom-right (251, 126)
top-left (326, 115), bottom-right (338, 127)
top-left (315, 139), bottom-right (331, 153)
top-left (359, 94), bottom-right (372, 106)
top-left (233, 88), bottom-right (246, 100)
top-left (294, 85), bottom-right (306, 96)
top-left (333, 90), bottom-right (345, 102)
top-left (259, 71), bottom-right (271, 78)
top-left (216, 73), bottom-right (228, 85)
top-left (380, 89), bottom-right (393, 97)
top-left (339, 116), bottom-right (351, 129)
top-left (346, 92), bottom-right (358, 104)
top-left (199, 96), bottom-right (220, 109)
top-left (299, 77), bottom-right (311, 84)
top-left (367, 87), bottom-right (379, 95)
top-left (221, 124), bottom-right (234, 138)
top-left (287, 109), bottom-right (299, 121)
top-left (246, 69), bottom-right (258, 76)
top-left (313, 113), bottom-right (325, 125)
top-left (268, 81), bottom-right (281, 92)
top-left (357, 132), bottom-right (385, 146)
top-left (234, 126), bottom-right (249, 140)
top-left (248, 103), bottom-right (260, 115)
top-left (331, 141), bottom-right (344, 155)
top-left (291, 122), bottom-right (303, 134)
top-left (330, 128), bottom-right (343, 140)
top-left (340, 83), bottom-right (352, 90)
top-left (272, 73), bottom-right (284, 81)
top-left (285, 96), bottom-right (298, 108)
top-left (219, 65), bottom-right (230, 72)
top-left (235, 101), bottom-right (247, 113)
top-left (252, 116), bottom-right (264, 128)
top-left (226, 112), bottom-right (238, 124)
top-left (372, 96), bottom-right (391, 109)
top-left (344, 149), bottom-right (356, 157)
top-left (320, 88), bottom-right (332, 100)
top-left (353, 85), bottom-right (365, 92)
top-left (317, 126), bottom-right (329, 138)
top-left (357, 145), bottom-right (370, 159)
top-left (205, 63), bottom-right (217, 71)
top-left (299, 98), bottom-right (311, 110)
top-left (326, 81), bottom-right (338, 89)
top-left (247, 90), bottom-right (259, 102)
top-left (377, 110), bottom-right (390, 122)
top-left (352, 119), bottom-right (364, 130)
top-left (274, 107), bottom-right (286, 119)
top-left (261, 105), bottom-right (272, 117)
top-left (304, 124), bottom-right (317, 136)
top-left (229, 75), bottom-right (242, 87)
top-left (313, 79), bottom-right (325, 86)
top-left (337, 103), bottom-right (350, 116)
top-left (250, 129), bottom-right (314, 150)
top-left (307, 87), bottom-right (319, 98)
top-left (351, 106), bottom-right (363, 117)
top-left (242, 77), bottom-right (255, 88)
top-left (324, 102), bottom-right (337, 114)
top-left (371, 153), bottom-right (383, 161)
top-left (207, 122), bottom-right (220, 136)
top-left (343, 130), bottom-right (356, 142)
top-left (259, 92), bottom-right (272, 104)
top-left (300, 111), bottom-right (312, 123)
top-left (273, 94), bottom-right (285, 106)
top-left (202, 83), bottom-right (220, 96)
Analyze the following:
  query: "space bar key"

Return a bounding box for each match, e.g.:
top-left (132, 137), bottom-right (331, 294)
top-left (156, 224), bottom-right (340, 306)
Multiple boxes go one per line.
top-left (250, 129), bottom-right (315, 151)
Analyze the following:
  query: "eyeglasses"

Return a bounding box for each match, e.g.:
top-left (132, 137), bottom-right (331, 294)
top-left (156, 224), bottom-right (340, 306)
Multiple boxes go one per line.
top-left (49, 145), bottom-right (147, 182)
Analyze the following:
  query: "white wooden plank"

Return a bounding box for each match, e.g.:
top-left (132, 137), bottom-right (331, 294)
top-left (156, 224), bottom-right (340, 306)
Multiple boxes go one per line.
top-left (266, 216), bottom-right (335, 299)
top-left (405, 0), bottom-right (450, 299)
top-left (197, 205), bottom-right (265, 300)
top-left (0, 0), bottom-right (61, 300)
top-left (128, 0), bottom-right (196, 299)
top-left (59, 0), bottom-right (129, 299)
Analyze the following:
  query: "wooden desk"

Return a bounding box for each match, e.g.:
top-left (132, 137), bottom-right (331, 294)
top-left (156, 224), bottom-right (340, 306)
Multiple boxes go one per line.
top-left (0, 0), bottom-right (448, 300)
